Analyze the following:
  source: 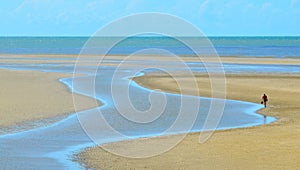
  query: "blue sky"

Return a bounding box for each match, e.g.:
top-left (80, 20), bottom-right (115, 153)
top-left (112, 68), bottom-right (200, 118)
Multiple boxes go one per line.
top-left (1, 0), bottom-right (299, 36)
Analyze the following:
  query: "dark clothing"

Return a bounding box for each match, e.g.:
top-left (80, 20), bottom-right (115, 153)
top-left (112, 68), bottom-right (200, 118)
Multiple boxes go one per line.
top-left (262, 95), bottom-right (268, 102)
top-left (262, 94), bottom-right (268, 108)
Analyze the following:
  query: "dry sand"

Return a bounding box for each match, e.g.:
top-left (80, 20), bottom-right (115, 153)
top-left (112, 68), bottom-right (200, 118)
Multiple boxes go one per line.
top-left (1, 55), bottom-right (299, 169)
top-left (2, 54), bottom-right (300, 65)
top-left (0, 69), bottom-right (99, 128)
top-left (77, 60), bottom-right (300, 169)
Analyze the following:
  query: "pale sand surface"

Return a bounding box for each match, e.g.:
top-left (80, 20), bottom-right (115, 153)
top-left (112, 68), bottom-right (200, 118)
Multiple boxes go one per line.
top-left (77, 67), bottom-right (300, 168)
top-left (2, 54), bottom-right (300, 65)
top-left (1, 55), bottom-right (300, 169)
top-left (0, 69), bottom-right (99, 128)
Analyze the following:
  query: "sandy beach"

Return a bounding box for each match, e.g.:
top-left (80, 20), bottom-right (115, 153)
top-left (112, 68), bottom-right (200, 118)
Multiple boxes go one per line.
top-left (0, 69), bottom-right (99, 129)
top-left (2, 54), bottom-right (300, 65)
top-left (2, 2), bottom-right (300, 169)
top-left (77, 58), bottom-right (300, 169)
top-left (1, 55), bottom-right (299, 169)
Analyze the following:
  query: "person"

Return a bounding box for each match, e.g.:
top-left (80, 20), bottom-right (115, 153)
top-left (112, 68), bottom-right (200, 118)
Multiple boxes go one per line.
top-left (262, 93), bottom-right (268, 108)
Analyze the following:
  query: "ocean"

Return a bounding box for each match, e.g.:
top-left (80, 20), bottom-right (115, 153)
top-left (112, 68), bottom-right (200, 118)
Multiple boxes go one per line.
top-left (1, 36), bottom-right (300, 57)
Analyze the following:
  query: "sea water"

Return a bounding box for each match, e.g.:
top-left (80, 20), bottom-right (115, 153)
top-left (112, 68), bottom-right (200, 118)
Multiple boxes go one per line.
top-left (1, 36), bottom-right (300, 57)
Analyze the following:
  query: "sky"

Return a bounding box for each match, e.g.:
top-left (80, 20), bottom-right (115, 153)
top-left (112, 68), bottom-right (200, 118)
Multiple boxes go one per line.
top-left (0, 0), bottom-right (299, 36)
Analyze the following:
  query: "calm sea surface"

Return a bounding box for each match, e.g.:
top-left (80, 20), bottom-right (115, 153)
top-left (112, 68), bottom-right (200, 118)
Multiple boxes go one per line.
top-left (1, 36), bottom-right (300, 57)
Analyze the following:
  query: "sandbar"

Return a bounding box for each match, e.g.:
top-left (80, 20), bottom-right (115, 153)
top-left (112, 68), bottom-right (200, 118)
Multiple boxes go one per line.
top-left (0, 69), bottom-right (99, 130)
top-left (77, 58), bottom-right (300, 169)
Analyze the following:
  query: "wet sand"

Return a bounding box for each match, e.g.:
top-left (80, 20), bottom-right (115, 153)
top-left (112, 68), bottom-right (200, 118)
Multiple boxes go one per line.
top-left (77, 64), bottom-right (300, 168)
top-left (2, 54), bottom-right (300, 65)
top-left (1, 55), bottom-right (300, 169)
top-left (0, 69), bottom-right (99, 128)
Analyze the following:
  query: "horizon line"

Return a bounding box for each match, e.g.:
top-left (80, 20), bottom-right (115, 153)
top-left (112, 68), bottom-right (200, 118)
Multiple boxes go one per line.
top-left (1, 35), bottom-right (300, 38)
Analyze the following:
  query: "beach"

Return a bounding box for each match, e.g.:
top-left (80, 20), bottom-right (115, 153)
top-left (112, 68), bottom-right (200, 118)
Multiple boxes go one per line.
top-left (1, 2), bottom-right (300, 169)
top-left (77, 57), bottom-right (300, 169)
top-left (0, 68), bottom-right (99, 129)
top-left (0, 54), bottom-right (299, 169)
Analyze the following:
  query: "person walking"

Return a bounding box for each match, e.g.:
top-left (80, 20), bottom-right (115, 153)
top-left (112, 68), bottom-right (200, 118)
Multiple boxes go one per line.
top-left (262, 93), bottom-right (268, 108)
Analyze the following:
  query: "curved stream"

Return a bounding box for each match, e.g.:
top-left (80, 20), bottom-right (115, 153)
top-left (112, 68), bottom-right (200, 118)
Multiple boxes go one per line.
top-left (0, 60), bottom-right (276, 169)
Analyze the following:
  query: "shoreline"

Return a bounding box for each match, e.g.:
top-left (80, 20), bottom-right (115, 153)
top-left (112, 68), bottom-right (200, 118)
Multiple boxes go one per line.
top-left (0, 59), bottom-right (276, 169)
top-left (0, 55), bottom-right (299, 169)
top-left (2, 54), bottom-right (300, 67)
top-left (78, 71), bottom-right (300, 169)
top-left (72, 73), bottom-right (276, 168)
